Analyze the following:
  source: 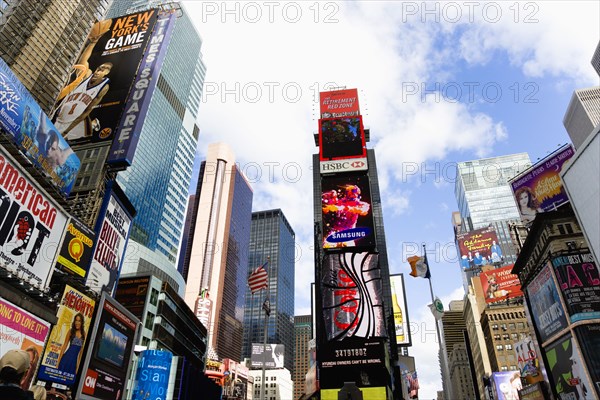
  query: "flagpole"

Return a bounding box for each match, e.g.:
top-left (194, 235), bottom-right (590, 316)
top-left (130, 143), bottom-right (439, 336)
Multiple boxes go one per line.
top-left (260, 292), bottom-right (268, 400)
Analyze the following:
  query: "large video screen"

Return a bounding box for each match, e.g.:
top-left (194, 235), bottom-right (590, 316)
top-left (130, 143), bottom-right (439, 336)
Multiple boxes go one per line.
top-left (319, 116), bottom-right (366, 161)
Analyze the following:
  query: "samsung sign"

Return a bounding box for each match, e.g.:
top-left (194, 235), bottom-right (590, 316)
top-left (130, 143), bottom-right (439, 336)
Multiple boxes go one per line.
top-left (320, 158), bottom-right (368, 174)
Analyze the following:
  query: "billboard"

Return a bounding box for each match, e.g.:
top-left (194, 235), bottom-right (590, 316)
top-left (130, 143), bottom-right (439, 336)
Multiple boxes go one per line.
top-left (320, 157), bottom-right (368, 174)
top-left (114, 276), bottom-right (150, 319)
top-left (76, 293), bottom-right (140, 400)
top-left (491, 371), bottom-right (522, 400)
top-left (544, 334), bottom-right (594, 400)
top-left (107, 10), bottom-right (177, 168)
top-left (319, 89), bottom-right (360, 118)
top-left (51, 10), bottom-right (159, 143)
top-left (55, 218), bottom-right (96, 278)
top-left (551, 252), bottom-right (600, 323)
top-left (510, 144), bottom-right (574, 224)
top-left (0, 296), bottom-right (51, 390)
top-left (0, 58), bottom-right (81, 195)
top-left (319, 116), bottom-right (366, 161)
top-left (574, 324), bottom-right (600, 396)
top-left (321, 253), bottom-right (385, 341)
top-left (479, 265), bottom-right (523, 303)
top-left (85, 185), bottom-right (133, 295)
top-left (321, 387), bottom-right (387, 400)
top-left (131, 350), bottom-right (172, 400)
top-left (526, 264), bottom-right (568, 343)
top-left (250, 343), bottom-right (285, 369)
top-left (38, 286), bottom-right (96, 386)
top-left (514, 337), bottom-right (544, 384)
top-left (0, 148), bottom-right (68, 288)
top-left (456, 226), bottom-right (502, 269)
top-left (321, 173), bottom-right (375, 249)
top-left (390, 274), bottom-right (411, 345)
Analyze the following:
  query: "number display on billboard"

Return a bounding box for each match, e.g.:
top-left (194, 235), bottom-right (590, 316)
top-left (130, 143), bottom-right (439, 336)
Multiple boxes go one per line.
top-left (38, 286), bottom-right (96, 386)
top-left (544, 334), bottom-right (593, 400)
top-left (0, 59), bottom-right (81, 195)
top-left (319, 117), bottom-right (366, 161)
top-left (76, 294), bottom-right (140, 400)
top-left (55, 218), bottom-right (96, 278)
top-left (86, 187), bottom-right (133, 295)
top-left (510, 144), bottom-right (574, 224)
top-left (250, 343), bottom-right (285, 369)
top-left (321, 173), bottom-right (375, 249)
top-left (390, 274), bottom-right (410, 345)
top-left (551, 252), bottom-right (600, 323)
top-left (321, 253), bottom-right (385, 341)
top-left (456, 226), bottom-right (503, 269)
top-left (0, 148), bottom-right (68, 288)
top-left (479, 264), bottom-right (523, 304)
top-left (0, 296), bottom-right (51, 390)
top-left (51, 10), bottom-right (159, 143)
top-left (526, 264), bottom-right (568, 343)
top-left (319, 89), bottom-right (360, 118)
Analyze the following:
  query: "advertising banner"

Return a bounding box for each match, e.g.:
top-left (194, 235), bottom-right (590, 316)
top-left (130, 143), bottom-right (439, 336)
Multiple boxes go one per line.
top-left (492, 371), bottom-right (522, 400)
top-left (321, 173), bottom-right (375, 249)
top-left (321, 253), bottom-right (385, 341)
top-left (514, 337), bottom-right (544, 384)
top-left (319, 338), bottom-right (388, 389)
top-left (479, 264), bottom-right (523, 303)
top-left (319, 116), bottom-right (366, 161)
top-left (574, 324), bottom-right (600, 397)
top-left (51, 10), bottom-right (158, 144)
top-left (526, 264), bottom-right (568, 343)
top-left (85, 187), bottom-right (132, 295)
top-left (38, 286), bottom-right (95, 386)
top-left (390, 274), bottom-right (410, 345)
top-left (320, 157), bottom-right (368, 174)
top-left (510, 144), bottom-right (574, 224)
top-left (518, 382), bottom-right (548, 400)
top-left (131, 349), bottom-right (172, 400)
top-left (114, 276), bottom-right (150, 319)
top-left (551, 252), bottom-right (600, 323)
top-left (77, 294), bottom-right (140, 400)
top-left (55, 218), bottom-right (96, 278)
top-left (0, 58), bottom-right (80, 195)
top-left (250, 343), bottom-right (285, 369)
top-left (544, 334), bottom-right (594, 400)
top-left (108, 10), bottom-right (177, 168)
top-left (456, 226), bottom-right (502, 269)
top-left (321, 387), bottom-right (387, 400)
top-left (0, 296), bottom-right (51, 390)
top-left (0, 148), bottom-right (68, 288)
top-left (319, 89), bottom-right (360, 118)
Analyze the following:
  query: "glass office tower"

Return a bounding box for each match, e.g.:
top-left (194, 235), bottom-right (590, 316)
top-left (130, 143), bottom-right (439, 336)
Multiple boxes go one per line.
top-left (105, 1), bottom-right (207, 282)
top-left (242, 209), bottom-right (296, 373)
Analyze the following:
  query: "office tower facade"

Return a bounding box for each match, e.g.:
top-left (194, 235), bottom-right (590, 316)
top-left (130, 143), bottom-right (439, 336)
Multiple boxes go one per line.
top-left (250, 368), bottom-right (294, 400)
top-left (448, 343), bottom-right (476, 400)
top-left (293, 315), bottom-right (312, 400)
top-left (592, 40), bottom-right (600, 77)
top-left (184, 143), bottom-right (253, 361)
top-left (563, 86), bottom-right (600, 149)
top-left (98, 1), bottom-right (207, 290)
top-left (0, 0), bottom-right (110, 113)
top-left (242, 209), bottom-right (296, 372)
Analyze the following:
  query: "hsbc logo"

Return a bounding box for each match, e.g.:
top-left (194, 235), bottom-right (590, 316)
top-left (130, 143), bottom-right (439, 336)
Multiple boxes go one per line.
top-left (320, 158), bottom-right (368, 174)
top-left (83, 369), bottom-right (98, 395)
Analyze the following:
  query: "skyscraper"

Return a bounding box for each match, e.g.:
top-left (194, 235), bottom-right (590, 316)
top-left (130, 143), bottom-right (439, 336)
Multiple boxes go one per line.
top-left (563, 86), bottom-right (600, 149)
top-left (0, 0), bottom-right (110, 112)
top-left (242, 209), bottom-right (295, 372)
top-left (100, 1), bottom-right (207, 287)
top-left (183, 143), bottom-right (253, 362)
top-left (293, 315), bottom-right (312, 400)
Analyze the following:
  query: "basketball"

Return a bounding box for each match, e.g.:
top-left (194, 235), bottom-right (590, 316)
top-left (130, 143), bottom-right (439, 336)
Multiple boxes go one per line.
top-left (89, 20), bottom-right (111, 39)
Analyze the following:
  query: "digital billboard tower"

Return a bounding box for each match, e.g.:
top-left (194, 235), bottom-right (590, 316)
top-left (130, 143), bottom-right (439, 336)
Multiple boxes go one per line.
top-left (313, 89), bottom-right (400, 399)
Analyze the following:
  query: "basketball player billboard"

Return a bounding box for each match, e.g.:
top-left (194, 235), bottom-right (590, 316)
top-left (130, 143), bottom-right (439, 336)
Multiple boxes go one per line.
top-left (0, 148), bottom-right (68, 289)
top-left (51, 10), bottom-right (159, 143)
top-left (0, 58), bottom-right (80, 195)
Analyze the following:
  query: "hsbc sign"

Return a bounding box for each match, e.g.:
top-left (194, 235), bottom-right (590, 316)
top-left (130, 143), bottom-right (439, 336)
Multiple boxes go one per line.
top-left (320, 158), bottom-right (368, 174)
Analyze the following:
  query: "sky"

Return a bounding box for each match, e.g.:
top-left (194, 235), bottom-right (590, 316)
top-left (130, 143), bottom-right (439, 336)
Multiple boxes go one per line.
top-left (182, 1), bottom-right (599, 398)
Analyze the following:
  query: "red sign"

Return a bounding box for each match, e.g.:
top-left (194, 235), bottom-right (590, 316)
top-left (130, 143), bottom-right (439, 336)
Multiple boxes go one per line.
top-left (456, 226), bottom-right (502, 269)
top-left (480, 265), bottom-right (523, 304)
top-left (319, 89), bottom-right (360, 118)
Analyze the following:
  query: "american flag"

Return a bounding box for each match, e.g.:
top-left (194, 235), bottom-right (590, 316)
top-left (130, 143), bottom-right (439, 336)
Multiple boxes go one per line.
top-left (248, 261), bottom-right (268, 293)
top-left (407, 370), bottom-right (419, 398)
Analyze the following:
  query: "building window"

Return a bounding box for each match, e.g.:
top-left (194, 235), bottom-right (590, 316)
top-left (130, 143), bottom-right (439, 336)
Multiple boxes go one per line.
top-left (496, 345), bottom-right (504, 351)
top-left (506, 344), bottom-right (513, 350)
top-left (492, 324), bottom-right (499, 330)
top-left (501, 366), bottom-right (508, 371)
top-left (144, 313), bottom-right (155, 330)
top-left (150, 288), bottom-right (159, 306)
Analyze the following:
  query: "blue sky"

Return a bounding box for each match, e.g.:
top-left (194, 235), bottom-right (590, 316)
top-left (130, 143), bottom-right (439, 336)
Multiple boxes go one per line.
top-left (184, 1), bottom-right (599, 397)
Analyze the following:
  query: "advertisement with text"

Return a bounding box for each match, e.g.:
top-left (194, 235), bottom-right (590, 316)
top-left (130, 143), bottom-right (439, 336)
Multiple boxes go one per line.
top-left (479, 264), bottom-right (523, 304)
top-left (55, 218), bottom-right (96, 278)
top-left (319, 89), bottom-right (360, 119)
top-left (456, 226), bottom-right (502, 269)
